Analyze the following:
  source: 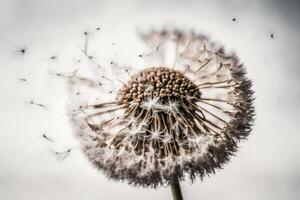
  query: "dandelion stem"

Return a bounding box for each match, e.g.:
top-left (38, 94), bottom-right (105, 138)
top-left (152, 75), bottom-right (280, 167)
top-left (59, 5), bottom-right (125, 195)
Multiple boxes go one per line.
top-left (170, 180), bottom-right (183, 200)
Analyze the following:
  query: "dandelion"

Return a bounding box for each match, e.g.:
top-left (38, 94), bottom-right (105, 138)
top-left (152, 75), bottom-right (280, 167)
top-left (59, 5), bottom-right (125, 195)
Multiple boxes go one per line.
top-left (67, 29), bottom-right (255, 199)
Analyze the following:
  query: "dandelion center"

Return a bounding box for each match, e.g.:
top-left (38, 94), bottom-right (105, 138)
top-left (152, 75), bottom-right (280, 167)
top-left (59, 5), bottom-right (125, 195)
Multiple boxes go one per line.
top-left (118, 67), bottom-right (201, 105)
top-left (115, 67), bottom-right (206, 158)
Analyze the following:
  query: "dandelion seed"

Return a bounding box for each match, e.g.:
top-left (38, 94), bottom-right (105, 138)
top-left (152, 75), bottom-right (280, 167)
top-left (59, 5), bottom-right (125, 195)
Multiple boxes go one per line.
top-left (14, 47), bottom-right (28, 59)
top-left (42, 133), bottom-right (54, 142)
top-left (27, 100), bottom-right (48, 110)
top-left (101, 75), bottom-right (113, 82)
top-left (49, 55), bottom-right (58, 61)
top-left (67, 29), bottom-right (255, 193)
top-left (51, 148), bottom-right (73, 161)
top-left (18, 78), bottom-right (27, 82)
top-left (82, 30), bottom-right (91, 54)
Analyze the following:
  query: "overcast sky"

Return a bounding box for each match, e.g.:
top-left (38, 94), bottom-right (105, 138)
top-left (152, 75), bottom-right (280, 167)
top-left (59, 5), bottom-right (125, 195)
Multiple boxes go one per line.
top-left (0, 0), bottom-right (300, 200)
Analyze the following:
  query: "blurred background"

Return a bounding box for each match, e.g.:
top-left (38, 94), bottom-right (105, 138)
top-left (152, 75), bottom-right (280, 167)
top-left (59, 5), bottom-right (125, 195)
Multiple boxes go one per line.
top-left (0, 0), bottom-right (299, 199)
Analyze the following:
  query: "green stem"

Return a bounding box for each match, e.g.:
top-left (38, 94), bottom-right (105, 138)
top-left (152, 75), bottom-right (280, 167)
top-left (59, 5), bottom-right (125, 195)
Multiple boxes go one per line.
top-left (170, 180), bottom-right (183, 200)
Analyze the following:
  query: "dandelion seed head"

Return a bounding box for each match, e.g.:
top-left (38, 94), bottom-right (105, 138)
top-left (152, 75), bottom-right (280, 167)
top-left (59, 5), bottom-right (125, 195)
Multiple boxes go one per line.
top-left (68, 29), bottom-right (255, 188)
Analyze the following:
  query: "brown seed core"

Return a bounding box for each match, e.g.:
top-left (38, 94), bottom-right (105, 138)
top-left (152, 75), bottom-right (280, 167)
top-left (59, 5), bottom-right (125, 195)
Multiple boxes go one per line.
top-left (118, 67), bottom-right (201, 105)
top-left (113, 67), bottom-right (204, 158)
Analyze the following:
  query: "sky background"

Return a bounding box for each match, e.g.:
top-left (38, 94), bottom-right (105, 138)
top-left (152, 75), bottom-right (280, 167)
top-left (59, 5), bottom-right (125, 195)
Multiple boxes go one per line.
top-left (0, 0), bottom-right (300, 200)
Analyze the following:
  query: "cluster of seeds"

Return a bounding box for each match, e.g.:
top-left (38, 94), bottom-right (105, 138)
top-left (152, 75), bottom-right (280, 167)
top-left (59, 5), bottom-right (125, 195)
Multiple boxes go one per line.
top-left (111, 67), bottom-right (206, 161)
top-left (118, 67), bottom-right (201, 105)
